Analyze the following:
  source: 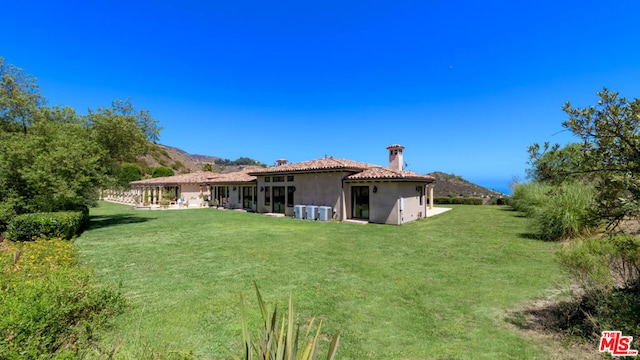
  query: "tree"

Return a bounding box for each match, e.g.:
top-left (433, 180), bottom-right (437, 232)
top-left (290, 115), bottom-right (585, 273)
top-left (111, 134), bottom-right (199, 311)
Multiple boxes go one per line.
top-left (151, 166), bottom-right (174, 178)
top-left (0, 58), bottom-right (161, 229)
top-left (201, 162), bottom-right (214, 172)
top-left (529, 88), bottom-right (640, 229)
top-left (526, 142), bottom-right (586, 184)
top-left (0, 57), bottom-right (44, 134)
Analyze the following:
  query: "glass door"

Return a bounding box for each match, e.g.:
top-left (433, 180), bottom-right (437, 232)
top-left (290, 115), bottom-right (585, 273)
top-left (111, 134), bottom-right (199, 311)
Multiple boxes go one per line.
top-left (352, 186), bottom-right (369, 219)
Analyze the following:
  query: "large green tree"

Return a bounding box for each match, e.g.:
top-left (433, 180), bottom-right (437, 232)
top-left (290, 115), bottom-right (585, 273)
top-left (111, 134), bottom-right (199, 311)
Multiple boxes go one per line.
top-left (0, 58), bottom-right (161, 229)
top-left (529, 88), bottom-right (640, 229)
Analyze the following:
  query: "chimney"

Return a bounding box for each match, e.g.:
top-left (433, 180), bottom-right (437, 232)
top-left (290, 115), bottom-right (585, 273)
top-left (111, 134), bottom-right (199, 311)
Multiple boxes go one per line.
top-left (275, 159), bottom-right (288, 166)
top-left (386, 144), bottom-right (405, 171)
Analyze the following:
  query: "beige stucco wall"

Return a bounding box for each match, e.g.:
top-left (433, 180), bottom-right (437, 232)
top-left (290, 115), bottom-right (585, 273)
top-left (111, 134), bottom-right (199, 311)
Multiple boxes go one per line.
top-left (211, 184), bottom-right (257, 210)
top-left (344, 181), bottom-right (427, 225)
top-left (255, 171), bottom-right (350, 217)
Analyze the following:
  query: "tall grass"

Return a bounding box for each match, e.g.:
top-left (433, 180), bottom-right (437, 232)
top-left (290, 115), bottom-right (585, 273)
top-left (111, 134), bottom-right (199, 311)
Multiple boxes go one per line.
top-left (510, 182), bottom-right (596, 241)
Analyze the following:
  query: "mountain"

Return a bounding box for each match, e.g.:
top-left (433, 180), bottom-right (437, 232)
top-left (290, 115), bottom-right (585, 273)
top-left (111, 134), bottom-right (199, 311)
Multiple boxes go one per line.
top-left (428, 172), bottom-right (505, 202)
top-left (136, 144), bottom-right (263, 174)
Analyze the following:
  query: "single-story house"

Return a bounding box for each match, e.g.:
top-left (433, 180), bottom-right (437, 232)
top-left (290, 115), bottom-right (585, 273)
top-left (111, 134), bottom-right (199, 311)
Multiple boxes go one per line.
top-left (125, 144), bottom-right (435, 225)
top-left (246, 144), bottom-right (435, 225)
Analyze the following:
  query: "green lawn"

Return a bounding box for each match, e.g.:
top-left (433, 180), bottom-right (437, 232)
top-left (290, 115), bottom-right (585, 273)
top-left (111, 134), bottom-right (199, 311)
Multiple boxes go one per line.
top-left (76, 202), bottom-right (569, 359)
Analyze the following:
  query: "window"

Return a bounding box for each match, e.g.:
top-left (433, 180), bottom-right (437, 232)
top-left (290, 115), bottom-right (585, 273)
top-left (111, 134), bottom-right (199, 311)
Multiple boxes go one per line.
top-left (287, 186), bottom-right (294, 207)
top-left (273, 176), bottom-right (284, 182)
top-left (264, 186), bottom-right (270, 206)
top-left (287, 175), bottom-right (294, 182)
top-left (419, 187), bottom-right (424, 205)
top-left (265, 177), bottom-right (271, 183)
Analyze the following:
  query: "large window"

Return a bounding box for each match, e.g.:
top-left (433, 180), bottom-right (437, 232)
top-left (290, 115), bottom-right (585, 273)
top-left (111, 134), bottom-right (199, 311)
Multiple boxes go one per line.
top-left (264, 186), bottom-right (270, 206)
top-left (273, 176), bottom-right (285, 182)
top-left (287, 186), bottom-right (294, 207)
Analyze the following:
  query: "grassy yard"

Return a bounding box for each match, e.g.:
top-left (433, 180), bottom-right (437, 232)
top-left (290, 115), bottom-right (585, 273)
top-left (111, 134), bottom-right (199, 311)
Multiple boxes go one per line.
top-left (76, 202), bottom-right (569, 359)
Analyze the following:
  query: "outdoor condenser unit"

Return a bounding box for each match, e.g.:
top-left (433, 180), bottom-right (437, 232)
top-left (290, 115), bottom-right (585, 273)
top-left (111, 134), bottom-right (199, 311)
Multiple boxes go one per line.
top-left (318, 206), bottom-right (332, 221)
top-left (294, 205), bottom-right (306, 219)
top-left (306, 205), bottom-right (318, 220)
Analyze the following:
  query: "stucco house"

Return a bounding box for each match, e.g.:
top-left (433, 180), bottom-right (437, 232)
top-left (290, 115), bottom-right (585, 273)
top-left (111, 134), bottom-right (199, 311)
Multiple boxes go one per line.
top-left (247, 144), bottom-right (435, 225)
top-left (125, 144), bottom-right (435, 225)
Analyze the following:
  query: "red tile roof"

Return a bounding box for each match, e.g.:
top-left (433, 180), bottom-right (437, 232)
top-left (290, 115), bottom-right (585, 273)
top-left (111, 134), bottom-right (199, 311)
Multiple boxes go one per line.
top-left (248, 157), bottom-right (434, 182)
top-left (248, 157), bottom-right (372, 174)
top-left (345, 167), bottom-right (435, 181)
top-left (206, 171), bottom-right (256, 183)
top-left (130, 171), bottom-right (218, 185)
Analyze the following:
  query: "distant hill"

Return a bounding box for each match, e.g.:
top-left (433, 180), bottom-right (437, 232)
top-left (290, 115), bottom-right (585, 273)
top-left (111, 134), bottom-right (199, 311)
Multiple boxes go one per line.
top-left (136, 144), bottom-right (263, 174)
top-left (428, 172), bottom-right (506, 202)
top-left (136, 146), bottom-right (506, 201)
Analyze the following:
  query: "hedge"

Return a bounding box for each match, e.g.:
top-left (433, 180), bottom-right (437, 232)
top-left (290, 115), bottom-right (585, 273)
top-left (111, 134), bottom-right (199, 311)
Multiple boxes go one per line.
top-left (5, 211), bottom-right (87, 241)
top-left (433, 197), bottom-right (483, 205)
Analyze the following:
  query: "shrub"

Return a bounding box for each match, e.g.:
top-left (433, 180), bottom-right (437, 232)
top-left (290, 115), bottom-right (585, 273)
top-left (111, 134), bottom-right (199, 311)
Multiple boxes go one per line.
top-left (510, 181), bottom-right (596, 241)
top-left (151, 166), bottom-right (174, 178)
top-left (233, 284), bottom-right (340, 360)
top-left (553, 235), bottom-right (640, 344)
top-left (433, 197), bottom-right (483, 205)
top-left (5, 211), bottom-right (86, 241)
top-left (0, 238), bottom-right (126, 359)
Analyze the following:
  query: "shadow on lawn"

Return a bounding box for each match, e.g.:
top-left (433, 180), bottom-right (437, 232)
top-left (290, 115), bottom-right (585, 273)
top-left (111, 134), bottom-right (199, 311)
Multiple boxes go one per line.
top-left (88, 214), bottom-right (154, 230)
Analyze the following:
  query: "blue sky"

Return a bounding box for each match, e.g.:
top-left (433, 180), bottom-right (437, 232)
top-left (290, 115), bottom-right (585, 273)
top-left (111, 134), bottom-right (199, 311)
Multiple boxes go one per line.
top-left (3, 1), bottom-right (640, 193)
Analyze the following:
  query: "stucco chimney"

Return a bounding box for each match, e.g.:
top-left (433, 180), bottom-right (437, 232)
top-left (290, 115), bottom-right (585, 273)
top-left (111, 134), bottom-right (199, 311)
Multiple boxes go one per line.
top-left (276, 159), bottom-right (288, 166)
top-left (386, 144), bottom-right (405, 171)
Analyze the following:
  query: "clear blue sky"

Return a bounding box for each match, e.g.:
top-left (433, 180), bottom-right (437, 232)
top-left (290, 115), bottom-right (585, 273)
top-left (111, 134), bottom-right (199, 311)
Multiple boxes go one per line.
top-left (3, 1), bottom-right (640, 193)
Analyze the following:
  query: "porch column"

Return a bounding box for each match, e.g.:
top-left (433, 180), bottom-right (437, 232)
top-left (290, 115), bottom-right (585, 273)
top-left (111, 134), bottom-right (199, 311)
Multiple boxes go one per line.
top-left (428, 184), bottom-right (434, 210)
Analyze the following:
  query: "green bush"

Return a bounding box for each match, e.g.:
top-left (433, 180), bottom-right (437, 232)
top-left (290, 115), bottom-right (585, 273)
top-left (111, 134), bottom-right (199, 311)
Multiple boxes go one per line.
top-left (510, 182), bottom-right (596, 241)
top-left (553, 235), bottom-right (640, 344)
top-left (151, 166), bottom-right (174, 178)
top-left (5, 211), bottom-right (86, 241)
top-left (433, 197), bottom-right (483, 205)
top-left (0, 238), bottom-right (126, 359)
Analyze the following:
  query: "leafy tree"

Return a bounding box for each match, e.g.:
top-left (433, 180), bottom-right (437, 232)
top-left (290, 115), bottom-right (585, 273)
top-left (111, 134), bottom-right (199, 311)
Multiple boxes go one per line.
top-left (151, 166), bottom-right (174, 178)
top-left (529, 88), bottom-right (640, 230)
top-left (0, 57), bottom-right (44, 134)
top-left (526, 142), bottom-right (586, 184)
top-left (0, 58), bottom-right (161, 229)
top-left (116, 163), bottom-right (143, 187)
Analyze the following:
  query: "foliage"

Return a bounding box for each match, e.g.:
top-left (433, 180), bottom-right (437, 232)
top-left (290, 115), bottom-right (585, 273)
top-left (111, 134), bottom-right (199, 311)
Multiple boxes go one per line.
top-left (529, 88), bottom-right (640, 230)
top-left (162, 188), bottom-right (178, 202)
top-left (201, 162), bottom-right (214, 172)
top-left (0, 57), bottom-right (44, 134)
top-left (150, 166), bottom-right (175, 178)
top-left (215, 157), bottom-right (265, 167)
top-left (171, 161), bottom-right (185, 171)
top-left (552, 235), bottom-right (640, 343)
top-left (526, 142), bottom-right (586, 184)
top-left (0, 238), bottom-right (126, 359)
top-left (5, 211), bottom-right (87, 241)
top-left (510, 182), bottom-right (596, 241)
top-left (0, 58), bottom-right (161, 229)
top-left (559, 235), bottom-right (640, 292)
top-left (433, 197), bottom-right (482, 205)
top-left (116, 163), bottom-right (143, 188)
top-left (233, 284), bottom-right (340, 360)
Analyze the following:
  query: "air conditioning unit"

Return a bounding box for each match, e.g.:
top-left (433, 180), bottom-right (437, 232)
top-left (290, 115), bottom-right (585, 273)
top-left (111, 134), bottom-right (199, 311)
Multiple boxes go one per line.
top-left (294, 205), bottom-right (306, 219)
top-left (318, 206), bottom-right (332, 221)
top-left (306, 205), bottom-right (318, 220)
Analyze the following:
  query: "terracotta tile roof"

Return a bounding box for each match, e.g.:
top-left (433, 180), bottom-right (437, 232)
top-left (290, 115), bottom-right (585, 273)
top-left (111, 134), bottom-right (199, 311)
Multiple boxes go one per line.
top-left (206, 171), bottom-right (256, 183)
top-left (130, 171), bottom-right (218, 186)
top-left (248, 157), bottom-right (372, 175)
top-left (345, 167), bottom-right (435, 182)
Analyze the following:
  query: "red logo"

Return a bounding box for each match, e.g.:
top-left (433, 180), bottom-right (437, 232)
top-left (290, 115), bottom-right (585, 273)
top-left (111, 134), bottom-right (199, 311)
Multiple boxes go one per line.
top-left (599, 331), bottom-right (638, 356)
